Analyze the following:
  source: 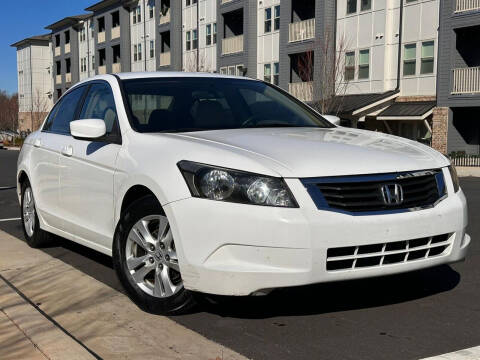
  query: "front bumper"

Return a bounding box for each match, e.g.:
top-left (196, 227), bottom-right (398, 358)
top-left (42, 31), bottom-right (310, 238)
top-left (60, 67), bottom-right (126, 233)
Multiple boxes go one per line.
top-left (164, 176), bottom-right (470, 296)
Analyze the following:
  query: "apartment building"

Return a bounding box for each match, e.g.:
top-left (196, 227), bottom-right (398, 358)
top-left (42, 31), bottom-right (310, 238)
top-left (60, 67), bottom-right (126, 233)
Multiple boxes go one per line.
top-left (332, 0), bottom-right (439, 147)
top-left (78, 16), bottom-right (96, 81)
top-left (130, 0), bottom-right (157, 72)
top-left (157, 0), bottom-right (183, 70)
top-left (435, 0), bottom-right (480, 155)
top-left (10, 34), bottom-right (53, 132)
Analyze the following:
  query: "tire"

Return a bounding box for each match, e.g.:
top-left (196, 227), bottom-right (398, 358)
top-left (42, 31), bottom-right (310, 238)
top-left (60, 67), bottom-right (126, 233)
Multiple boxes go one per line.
top-left (113, 195), bottom-right (196, 315)
top-left (20, 180), bottom-right (51, 248)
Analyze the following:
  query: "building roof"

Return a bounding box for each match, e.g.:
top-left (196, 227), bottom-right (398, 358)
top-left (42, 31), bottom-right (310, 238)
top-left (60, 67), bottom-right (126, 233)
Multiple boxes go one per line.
top-left (85, 0), bottom-right (124, 12)
top-left (45, 14), bottom-right (92, 31)
top-left (377, 101), bottom-right (436, 120)
top-left (334, 90), bottom-right (400, 116)
top-left (10, 34), bottom-right (51, 48)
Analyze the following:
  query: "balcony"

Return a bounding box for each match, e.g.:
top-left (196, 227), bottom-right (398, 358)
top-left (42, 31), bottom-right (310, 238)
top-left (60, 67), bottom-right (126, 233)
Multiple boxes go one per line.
top-left (65, 43), bottom-right (70, 54)
top-left (289, 82), bottom-right (313, 102)
top-left (111, 26), bottom-right (120, 40)
top-left (289, 19), bottom-right (315, 43)
top-left (98, 31), bottom-right (105, 43)
top-left (159, 9), bottom-right (170, 25)
top-left (160, 52), bottom-right (171, 67)
top-left (98, 65), bottom-right (107, 75)
top-left (56, 74), bottom-right (62, 84)
top-left (112, 63), bottom-right (121, 73)
top-left (455, 0), bottom-right (480, 12)
top-left (65, 73), bottom-right (71, 83)
top-left (54, 47), bottom-right (60, 57)
top-left (221, 0), bottom-right (232, 3)
top-left (222, 35), bottom-right (243, 55)
top-left (452, 67), bottom-right (480, 94)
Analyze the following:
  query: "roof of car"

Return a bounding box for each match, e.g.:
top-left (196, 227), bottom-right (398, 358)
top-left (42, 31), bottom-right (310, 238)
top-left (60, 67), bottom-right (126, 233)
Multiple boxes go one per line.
top-left (114, 72), bottom-right (257, 81)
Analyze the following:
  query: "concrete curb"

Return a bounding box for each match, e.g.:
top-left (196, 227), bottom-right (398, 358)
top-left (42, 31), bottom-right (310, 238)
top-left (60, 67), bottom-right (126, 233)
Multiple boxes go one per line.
top-left (0, 230), bottom-right (248, 360)
top-left (457, 167), bottom-right (480, 178)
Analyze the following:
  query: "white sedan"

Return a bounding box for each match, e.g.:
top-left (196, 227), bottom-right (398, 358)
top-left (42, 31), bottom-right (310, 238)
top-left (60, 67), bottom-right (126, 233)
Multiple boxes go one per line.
top-left (17, 73), bottom-right (470, 314)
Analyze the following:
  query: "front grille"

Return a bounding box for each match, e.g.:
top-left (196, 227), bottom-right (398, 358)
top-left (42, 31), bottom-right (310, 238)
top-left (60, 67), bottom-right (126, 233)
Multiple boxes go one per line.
top-left (326, 233), bottom-right (452, 271)
top-left (302, 169), bottom-right (445, 214)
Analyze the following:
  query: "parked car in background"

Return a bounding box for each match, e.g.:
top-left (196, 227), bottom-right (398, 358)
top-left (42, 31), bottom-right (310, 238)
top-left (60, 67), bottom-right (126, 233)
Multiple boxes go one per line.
top-left (17, 73), bottom-right (470, 314)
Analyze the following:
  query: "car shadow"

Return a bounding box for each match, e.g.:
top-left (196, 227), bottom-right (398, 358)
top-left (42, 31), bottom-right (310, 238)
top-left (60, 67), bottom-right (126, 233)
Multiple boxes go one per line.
top-left (1, 223), bottom-right (461, 319)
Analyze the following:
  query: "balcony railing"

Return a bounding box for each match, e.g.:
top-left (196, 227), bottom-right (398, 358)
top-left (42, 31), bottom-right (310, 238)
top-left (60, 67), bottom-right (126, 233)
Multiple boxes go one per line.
top-left (98, 31), bottom-right (105, 43)
top-left (54, 47), bottom-right (60, 57)
top-left (56, 74), bottom-right (62, 84)
top-left (452, 67), bottom-right (480, 94)
top-left (65, 73), bottom-right (71, 83)
top-left (159, 9), bottom-right (171, 24)
top-left (455, 0), bottom-right (480, 12)
top-left (221, 0), bottom-right (232, 4)
top-left (289, 18), bottom-right (315, 42)
top-left (289, 81), bottom-right (313, 102)
top-left (111, 26), bottom-right (120, 40)
top-left (65, 43), bottom-right (70, 54)
top-left (112, 63), bottom-right (121, 73)
top-left (98, 65), bottom-right (106, 75)
top-left (222, 35), bottom-right (244, 55)
top-left (160, 51), bottom-right (171, 67)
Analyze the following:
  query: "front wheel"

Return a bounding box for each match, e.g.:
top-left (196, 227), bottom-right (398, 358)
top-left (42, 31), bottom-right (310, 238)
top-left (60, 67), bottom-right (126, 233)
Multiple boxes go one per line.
top-left (113, 195), bottom-right (196, 315)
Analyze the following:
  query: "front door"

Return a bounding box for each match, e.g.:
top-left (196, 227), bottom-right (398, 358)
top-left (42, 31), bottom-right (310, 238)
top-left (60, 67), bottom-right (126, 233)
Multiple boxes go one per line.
top-left (58, 82), bottom-right (121, 250)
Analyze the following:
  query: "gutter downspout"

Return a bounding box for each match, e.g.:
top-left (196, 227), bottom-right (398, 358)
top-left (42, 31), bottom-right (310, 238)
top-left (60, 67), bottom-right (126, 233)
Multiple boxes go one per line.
top-left (396, 0), bottom-right (404, 91)
top-left (29, 45), bottom-right (33, 132)
top-left (143, 0), bottom-right (148, 71)
top-left (197, 0), bottom-right (200, 72)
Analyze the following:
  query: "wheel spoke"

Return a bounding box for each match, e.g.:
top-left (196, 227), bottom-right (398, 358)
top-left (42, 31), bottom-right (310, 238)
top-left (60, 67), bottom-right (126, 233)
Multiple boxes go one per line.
top-left (159, 266), bottom-right (175, 297)
top-left (162, 228), bottom-right (173, 249)
top-left (126, 254), bottom-right (148, 270)
top-left (131, 263), bottom-right (154, 283)
top-left (166, 250), bottom-right (180, 272)
top-left (157, 216), bottom-right (169, 242)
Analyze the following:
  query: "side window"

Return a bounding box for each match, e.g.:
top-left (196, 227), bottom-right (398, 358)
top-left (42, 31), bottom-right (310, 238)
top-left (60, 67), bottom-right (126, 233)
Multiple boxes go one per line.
top-left (47, 87), bottom-right (86, 134)
top-left (79, 83), bottom-right (118, 134)
top-left (42, 102), bottom-right (61, 131)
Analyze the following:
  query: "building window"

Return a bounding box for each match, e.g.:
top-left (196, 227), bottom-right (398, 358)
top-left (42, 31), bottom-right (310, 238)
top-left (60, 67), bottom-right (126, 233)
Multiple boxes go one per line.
top-left (274, 6), bottom-right (280, 31)
top-left (98, 17), bottom-right (105, 32)
top-left (421, 41), bottom-right (434, 74)
top-left (137, 6), bottom-right (142, 22)
top-left (186, 31), bottom-right (191, 51)
top-left (403, 43), bottom-right (416, 76)
top-left (213, 23), bottom-right (217, 44)
top-left (345, 51), bottom-right (355, 80)
top-left (361, 0), bottom-right (371, 11)
top-left (358, 49), bottom-right (370, 79)
top-left (186, 0), bottom-right (197, 6)
top-left (134, 44), bottom-right (138, 61)
top-left (112, 11), bottom-right (120, 28)
top-left (65, 30), bottom-right (70, 44)
top-left (66, 58), bottom-right (71, 74)
top-left (56, 61), bottom-right (61, 75)
top-left (138, 43), bottom-right (142, 61)
top-left (273, 62), bottom-right (279, 85)
top-left (149, 40), bottom-right (154, 58)
top-left (264, 8), bottom-right (272, 33)
top-left (192, 29), bottom-right (198, 49)
top-left (55, 34), bottom-right (60, 47)
top-left (347, 0), bottom-right (357, 14)
top-left (220, 67), bottom-right (227, 75)
top-left (206, 24), bottom-right (212, 45)
top-left (264, 63), bottom-right (271, 82)
top-left (236, 65), bottom-right (244, 76)
top-left (92, 55), bottom-right (95, 70)
top-left (149, 3), bottom-right (154, 18)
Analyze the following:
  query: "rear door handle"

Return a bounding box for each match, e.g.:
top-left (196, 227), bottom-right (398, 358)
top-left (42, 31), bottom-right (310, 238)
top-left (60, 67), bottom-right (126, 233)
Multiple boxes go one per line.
top-left (61, 145), bottom-right (73, 157)
top-left (33, 139), bottom-right (41, 148)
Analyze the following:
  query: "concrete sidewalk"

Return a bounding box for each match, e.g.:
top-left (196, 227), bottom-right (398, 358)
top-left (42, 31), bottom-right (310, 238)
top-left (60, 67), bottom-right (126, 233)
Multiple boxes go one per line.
top-left (0, 229), bottom-right (247, 360)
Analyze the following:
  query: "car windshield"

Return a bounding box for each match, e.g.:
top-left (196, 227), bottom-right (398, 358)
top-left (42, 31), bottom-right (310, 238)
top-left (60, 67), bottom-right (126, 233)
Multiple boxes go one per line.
top-left (121, 77), bottom-right (334, 133)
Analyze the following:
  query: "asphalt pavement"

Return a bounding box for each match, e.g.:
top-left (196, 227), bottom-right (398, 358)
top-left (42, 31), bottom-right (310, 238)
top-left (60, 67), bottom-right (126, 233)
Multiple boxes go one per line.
top-left (0, 148), bottom-right (479, 360)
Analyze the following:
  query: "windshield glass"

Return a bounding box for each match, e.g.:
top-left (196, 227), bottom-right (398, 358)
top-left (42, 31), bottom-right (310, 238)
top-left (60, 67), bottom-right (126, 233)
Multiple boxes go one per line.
top-left (121, 77), bottom-right (334, 133)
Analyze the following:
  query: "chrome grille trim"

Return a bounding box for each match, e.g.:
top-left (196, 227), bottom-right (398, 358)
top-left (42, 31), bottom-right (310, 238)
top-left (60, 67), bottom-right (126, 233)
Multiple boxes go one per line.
top-left (301, 169), bottom-right (446, 215)
top-left (326, 233), bottom-right (453, 272)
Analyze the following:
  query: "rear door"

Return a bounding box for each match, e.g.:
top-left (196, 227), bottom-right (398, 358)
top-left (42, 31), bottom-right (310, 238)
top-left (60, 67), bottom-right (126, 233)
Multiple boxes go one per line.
top-left (58, 81), bottom-right (122, 249)
top-left (30, 87), bottom-right (85, 230)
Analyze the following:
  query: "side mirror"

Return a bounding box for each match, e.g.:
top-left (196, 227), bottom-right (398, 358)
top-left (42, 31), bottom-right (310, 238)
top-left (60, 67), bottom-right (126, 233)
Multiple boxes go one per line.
top-left (70, 119), bottom-right (106, 140)
top-left (321, 115), bottom-right (341, 126)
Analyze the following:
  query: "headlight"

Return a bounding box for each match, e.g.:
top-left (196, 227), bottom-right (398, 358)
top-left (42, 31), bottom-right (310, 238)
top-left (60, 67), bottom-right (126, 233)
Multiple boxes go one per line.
top-left (448, 165), bottom-right (460, 193)
top-left (178, 161), bottom-right (298, 208)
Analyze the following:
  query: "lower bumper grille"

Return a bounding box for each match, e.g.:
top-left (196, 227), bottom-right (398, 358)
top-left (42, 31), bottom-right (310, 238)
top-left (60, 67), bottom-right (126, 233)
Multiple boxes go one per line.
top-left (326, 233), bottom-right (453, 271)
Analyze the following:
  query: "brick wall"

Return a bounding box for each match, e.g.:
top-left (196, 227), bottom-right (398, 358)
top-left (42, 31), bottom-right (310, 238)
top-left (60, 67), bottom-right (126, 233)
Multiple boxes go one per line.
top-left (432, 107), bottom-right (449, 154)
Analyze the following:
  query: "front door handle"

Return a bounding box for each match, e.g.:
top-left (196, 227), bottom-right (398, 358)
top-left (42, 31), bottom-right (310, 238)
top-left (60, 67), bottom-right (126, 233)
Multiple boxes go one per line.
top-left (33, 139), bottom-right (41, 148)
top-left (61, 145), bottom-right (73, 157)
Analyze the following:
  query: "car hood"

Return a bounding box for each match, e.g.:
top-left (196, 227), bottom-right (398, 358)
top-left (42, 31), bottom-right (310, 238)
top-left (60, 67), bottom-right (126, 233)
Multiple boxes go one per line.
top-left (169, 127), bottom-right (449, 178)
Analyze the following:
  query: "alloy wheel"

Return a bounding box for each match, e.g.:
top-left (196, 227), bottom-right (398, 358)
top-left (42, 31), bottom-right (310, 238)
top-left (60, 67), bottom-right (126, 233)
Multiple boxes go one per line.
top-left (125, 215), bottom-right (183, 298)
top-left (23, 187), bottom-right (36, 237)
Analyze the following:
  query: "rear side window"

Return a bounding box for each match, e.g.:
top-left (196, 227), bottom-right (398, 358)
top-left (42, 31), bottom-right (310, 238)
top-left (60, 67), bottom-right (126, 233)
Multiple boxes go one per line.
top-left (79, 83), bottom-right (118, 134)
top-left (44, 86), bottom-right (86, 134)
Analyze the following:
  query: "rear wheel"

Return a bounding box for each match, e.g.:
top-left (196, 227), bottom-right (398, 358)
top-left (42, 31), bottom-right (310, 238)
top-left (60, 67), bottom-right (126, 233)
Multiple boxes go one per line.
top-left (113, 195), bottom-right (196, 314)
top-left (21, 180), bottom-right (51, 247)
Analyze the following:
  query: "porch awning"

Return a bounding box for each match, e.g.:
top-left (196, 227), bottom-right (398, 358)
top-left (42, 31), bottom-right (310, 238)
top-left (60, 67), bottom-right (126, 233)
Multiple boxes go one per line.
top-left (377, 101), bottom-right (436, 121)
top-left (332, 90), bottom-right (399, 118)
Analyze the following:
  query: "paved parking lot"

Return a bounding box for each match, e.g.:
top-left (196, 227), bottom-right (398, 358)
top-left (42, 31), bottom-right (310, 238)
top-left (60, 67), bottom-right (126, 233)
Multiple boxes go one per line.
top-left (0, 148), bottom-right (479, 360)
